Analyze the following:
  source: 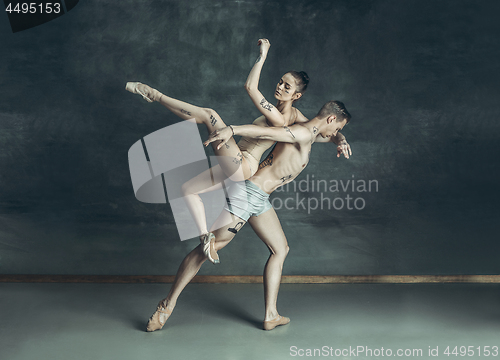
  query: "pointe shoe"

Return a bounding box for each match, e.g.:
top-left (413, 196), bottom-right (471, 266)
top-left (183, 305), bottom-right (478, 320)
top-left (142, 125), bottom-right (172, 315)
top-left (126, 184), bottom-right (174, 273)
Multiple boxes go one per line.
top-left (146, 302), bottom-right (173, 332)
top-left (200, 232), bottom-right (220, 264)
top-left (125, 82), bottom-right (161, 102)
top-left (263, 315), bottom-right (290, 331)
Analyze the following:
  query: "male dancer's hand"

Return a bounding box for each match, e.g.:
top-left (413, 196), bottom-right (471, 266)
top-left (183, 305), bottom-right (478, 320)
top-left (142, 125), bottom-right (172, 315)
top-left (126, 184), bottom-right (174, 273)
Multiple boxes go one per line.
top-left (204, 126), bottom-right (233, 150)
top-left (336, 140), bottom-right (352, 159)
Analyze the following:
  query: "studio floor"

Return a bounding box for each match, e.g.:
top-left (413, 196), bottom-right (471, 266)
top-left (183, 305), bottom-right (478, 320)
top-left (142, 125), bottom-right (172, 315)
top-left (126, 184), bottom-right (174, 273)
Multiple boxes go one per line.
top-left (1, 282), bottom-right (499, 360)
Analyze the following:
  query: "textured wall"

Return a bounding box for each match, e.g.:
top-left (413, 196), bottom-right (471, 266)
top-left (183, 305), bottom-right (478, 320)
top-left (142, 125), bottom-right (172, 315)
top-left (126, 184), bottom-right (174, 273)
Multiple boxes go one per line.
top-left (1, 0), bottom-right (499, 275)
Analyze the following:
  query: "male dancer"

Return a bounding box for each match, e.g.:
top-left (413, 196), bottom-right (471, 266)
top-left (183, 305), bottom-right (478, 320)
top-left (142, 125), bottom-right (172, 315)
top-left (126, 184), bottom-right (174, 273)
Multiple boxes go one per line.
top-left (145, 100), bottom-right (351, 332)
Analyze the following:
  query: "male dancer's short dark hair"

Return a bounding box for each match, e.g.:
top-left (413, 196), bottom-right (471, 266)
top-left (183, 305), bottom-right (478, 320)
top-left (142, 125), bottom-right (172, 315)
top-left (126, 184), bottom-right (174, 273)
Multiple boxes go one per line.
top-left (316, 100), bottom-right (351, 124)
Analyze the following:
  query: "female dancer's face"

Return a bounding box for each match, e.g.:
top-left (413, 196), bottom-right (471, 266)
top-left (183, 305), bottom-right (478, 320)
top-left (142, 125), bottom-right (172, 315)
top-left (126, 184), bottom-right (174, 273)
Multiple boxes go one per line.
top-left (274, 73), bottom-right (302, 103)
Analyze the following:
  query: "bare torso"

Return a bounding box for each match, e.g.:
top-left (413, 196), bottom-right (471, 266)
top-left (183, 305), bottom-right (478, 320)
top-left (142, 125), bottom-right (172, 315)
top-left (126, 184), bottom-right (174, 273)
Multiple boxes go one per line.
top-left (249, 125), bottom-right (313, 194)
top-left (237, 116), bottom-right (275, 170)
top-left (237, 110), bottom-right (301, 174)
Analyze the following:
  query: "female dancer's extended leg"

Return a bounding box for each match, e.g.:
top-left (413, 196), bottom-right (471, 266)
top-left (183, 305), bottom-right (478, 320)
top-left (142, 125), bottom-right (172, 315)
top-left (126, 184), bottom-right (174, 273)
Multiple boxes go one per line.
top-left (126, 82), bottom-right (252, 240)
top-left (127, 82), bottom-right (251, 179)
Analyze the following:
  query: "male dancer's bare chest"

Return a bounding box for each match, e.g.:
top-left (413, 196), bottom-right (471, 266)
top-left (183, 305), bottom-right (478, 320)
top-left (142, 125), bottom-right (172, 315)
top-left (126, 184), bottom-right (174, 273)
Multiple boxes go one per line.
top-left (251, 142), bottom-right (310, 193)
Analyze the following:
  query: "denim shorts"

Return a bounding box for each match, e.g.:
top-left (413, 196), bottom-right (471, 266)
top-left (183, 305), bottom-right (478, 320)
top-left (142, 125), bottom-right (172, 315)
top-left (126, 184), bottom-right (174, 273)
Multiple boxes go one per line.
top-left (224, 180), bottom-right (272, 221)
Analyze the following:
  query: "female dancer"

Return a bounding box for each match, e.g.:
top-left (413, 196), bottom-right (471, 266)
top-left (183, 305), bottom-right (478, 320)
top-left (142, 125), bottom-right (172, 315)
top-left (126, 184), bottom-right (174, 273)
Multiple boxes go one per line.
top-left (126, 39), bottom-right (310, 263)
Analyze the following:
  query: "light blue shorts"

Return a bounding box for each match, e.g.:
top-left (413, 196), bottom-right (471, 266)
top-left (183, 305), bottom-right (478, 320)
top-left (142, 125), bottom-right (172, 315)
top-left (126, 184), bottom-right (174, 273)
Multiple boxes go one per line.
top-left (224, 180), bottom-right (272, 221)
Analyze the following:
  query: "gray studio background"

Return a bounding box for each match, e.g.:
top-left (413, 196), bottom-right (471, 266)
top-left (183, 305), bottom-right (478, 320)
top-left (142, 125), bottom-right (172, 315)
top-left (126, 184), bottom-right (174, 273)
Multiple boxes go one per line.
top-left (1, 0), bottom-right (499, 276)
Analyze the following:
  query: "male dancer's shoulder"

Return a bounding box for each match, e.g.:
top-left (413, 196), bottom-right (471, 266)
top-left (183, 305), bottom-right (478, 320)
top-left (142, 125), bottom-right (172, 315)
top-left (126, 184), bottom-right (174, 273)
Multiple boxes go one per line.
top-left (284, 124), bottom-right (312, 144)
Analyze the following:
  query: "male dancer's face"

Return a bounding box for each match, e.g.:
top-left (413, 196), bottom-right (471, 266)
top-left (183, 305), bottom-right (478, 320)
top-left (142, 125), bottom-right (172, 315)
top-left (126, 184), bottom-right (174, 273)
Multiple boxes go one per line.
top-left (322, 118), bottom-right (347, 138)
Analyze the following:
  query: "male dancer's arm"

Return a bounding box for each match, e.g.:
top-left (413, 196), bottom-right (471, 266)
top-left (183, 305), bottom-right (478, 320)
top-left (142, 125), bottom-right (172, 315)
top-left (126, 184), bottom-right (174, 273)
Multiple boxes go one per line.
top-left (204, 123), bottom-right (309, 149)
top-left (314, 131), bottom-right (352, 158)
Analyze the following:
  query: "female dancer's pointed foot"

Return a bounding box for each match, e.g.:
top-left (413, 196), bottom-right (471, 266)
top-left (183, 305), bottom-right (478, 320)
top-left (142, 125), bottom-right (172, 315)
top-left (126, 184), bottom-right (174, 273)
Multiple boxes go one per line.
top-left (263, 315), bottom-right (290, 330)
top-left (200, 232), bottom-right (220, 264)
top-left (125, 82), bottom-right (162, 102)
top-left (146, 301), bottom-right (173, 332)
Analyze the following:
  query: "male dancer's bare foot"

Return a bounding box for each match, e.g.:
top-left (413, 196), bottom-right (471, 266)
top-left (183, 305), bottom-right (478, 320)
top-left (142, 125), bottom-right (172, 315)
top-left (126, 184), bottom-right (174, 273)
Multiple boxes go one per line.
top-left (125, 82), bottom-right (163, 102)
top-left (263, 315), bottom-right (290, 330)
top-left (146, 299), bottom-right (174, 332)
top-left (200, 232), bottom-right (220, 264)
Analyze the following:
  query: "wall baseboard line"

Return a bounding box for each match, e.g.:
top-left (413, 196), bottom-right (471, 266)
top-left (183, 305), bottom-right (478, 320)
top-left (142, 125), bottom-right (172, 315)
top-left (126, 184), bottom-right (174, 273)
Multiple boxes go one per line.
top-left (1, 275), bottom-right (499, 284)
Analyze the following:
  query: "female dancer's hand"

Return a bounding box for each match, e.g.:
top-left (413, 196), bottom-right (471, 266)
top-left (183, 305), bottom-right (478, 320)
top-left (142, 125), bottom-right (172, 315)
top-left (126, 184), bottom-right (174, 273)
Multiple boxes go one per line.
top-left (204, 126), bottom-right (233, 150)
top-left (258, 38), bottom-right (271, 57)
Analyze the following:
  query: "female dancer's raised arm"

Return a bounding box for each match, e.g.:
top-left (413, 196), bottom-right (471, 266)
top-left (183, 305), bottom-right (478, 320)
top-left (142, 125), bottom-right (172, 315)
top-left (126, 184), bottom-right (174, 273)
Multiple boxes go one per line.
top-left (244, 39), bottom-right (307, 127)
top-left (244, 39), bottom-right (292, 126)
